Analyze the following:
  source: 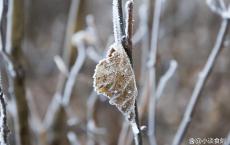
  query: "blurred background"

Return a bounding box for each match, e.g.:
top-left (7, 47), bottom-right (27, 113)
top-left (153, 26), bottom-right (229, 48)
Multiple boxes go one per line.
top-left (1, 0), bottom-right (230, 145)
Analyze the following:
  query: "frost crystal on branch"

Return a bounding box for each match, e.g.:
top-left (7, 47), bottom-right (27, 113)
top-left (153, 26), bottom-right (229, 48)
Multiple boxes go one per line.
top-left (0, 88), bottom-right (8, 145)
top-left (93, 43), bottom-right (138, 122)
top-left (113, 0), bottom-right (125, 44)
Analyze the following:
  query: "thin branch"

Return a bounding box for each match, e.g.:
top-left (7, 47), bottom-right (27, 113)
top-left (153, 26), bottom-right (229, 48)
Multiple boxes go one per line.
top-left (0, 88), bottom-right (8, 145)
top-left (172, 18), bottom-right (229, 145)
top-left (113, 0), bottom-right (125, 44)
top-left (62, 41), bottom-right (86, 106)
top-left (148, 0), bottom-right (163, 145)
top-left (43, 40), bottom-right (86, 145)
top-left (123, 1), bottom-right (142, 145)
top-left (56, 0), bottom-right (80, 96)
top-left (112, 0), bottom-right (143, 144)
top-left (123, 0), bottom-right (134, 64)
top-left (156, 60), bottom-right (177, 100)
top-left (125, 0), bottom-right (134, 42)
top-left (62, 0), bottom-right (80, 68)
top-left (0, 0), bottom-right (8, 52)
top-left (43, 1), bottom-right (81, 144)
top-left (118, 1), bottom-right (150, 145)
top-left (3, 0), bottom-right (31, 144)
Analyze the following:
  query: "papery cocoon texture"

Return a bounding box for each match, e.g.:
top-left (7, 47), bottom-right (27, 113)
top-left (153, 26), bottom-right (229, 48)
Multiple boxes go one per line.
top-left (93, 43), bottom-right (138, 122)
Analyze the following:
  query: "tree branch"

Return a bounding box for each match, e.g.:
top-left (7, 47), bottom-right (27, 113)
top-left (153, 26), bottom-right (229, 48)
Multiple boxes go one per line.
top-left (172, 16), bottom-right (229, 145)
top-left (113, 0), bottom-right (125, 43)
top-left (0, 88), bottom-right (8, 145)
top-left (148, 0), bottom-right (163, 144)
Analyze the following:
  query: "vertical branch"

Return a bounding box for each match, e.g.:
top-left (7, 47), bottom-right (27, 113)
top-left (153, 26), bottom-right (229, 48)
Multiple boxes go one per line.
top-left (62, 0), bottom-right (80, 69)
top-left (124, 0), bottom-right (134, 64)
top-left (172, 18), bottom-right (229, 145)
top-left (56, 0), bottom-right (80, 94)
top-left (11, 0), bottom-right (31, 144)
top-left (44, 43), bottom-right (85, 144)
top-left (148, 0), bottom-right (162, 144)
top-left (113, 0), bottom-right (142, 144)
top-left (113, 0), bottom-right (125, 44)
top-left (0, 0), bottom-right (8, 52)
top-left (124, 1), bottom-right (142, 145)
top-left (44, 1), bottom-right (81, 144)
top-left (125, 0), bottom-right (133, 42)
top-left (1, 0), bottom-right (31, 144)
top-left (0, 88), bottom-right (8, 145)
top-left (62, 41), bottom-right (86, 106)
top-left (0, 1), bottom-right (9, 144)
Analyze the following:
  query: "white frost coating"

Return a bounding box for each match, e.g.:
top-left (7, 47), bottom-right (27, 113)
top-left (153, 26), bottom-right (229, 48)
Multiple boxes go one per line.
top-left (93, 43), bottom-right (138, 122)
top-left (0, 94), bottom-right (7, 145)
top-left (113, 0), bottom-right (122, 43)
top-left (131, 122), bottom-right (140, 134)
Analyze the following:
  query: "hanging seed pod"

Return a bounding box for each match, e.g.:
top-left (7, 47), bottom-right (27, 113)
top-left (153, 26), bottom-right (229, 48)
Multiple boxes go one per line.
top-left (93, 43), bottom-right (137, 122)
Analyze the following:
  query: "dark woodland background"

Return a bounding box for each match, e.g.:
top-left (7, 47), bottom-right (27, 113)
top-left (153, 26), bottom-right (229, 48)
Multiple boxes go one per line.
top-left (4, 0), bottom-right (230, 145)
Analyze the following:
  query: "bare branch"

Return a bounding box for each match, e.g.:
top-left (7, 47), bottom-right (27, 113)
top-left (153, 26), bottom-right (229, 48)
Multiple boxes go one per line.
top-left (125, 0), bottom-right (134, 42)
top-left (62, 41), bottom-right (86, 106)
top-left (55, 0), bottom-right (80, 100)
top-left (0, 0), bottom-right (8, 52)
top-left (62, 0), bottom-right (80, 68)
top-left (156, 60), bottom-right (177, 100)
top-left (172, 18), bottom-right (229, 145)
top-left (148, 0), bottom-right (163, 145)
top-left (113, 0), bottom-right (125, 43)
top-left (0, 88), bottom-right (8, 145)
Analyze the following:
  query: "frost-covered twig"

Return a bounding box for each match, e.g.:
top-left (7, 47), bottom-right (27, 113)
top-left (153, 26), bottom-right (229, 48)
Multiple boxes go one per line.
top-left (44, 35), bottom-right (86, 145)
top-left (172, 6), bottom-right (230, 145)
top-left (55, 0), bottom-right (80, 99)
top-left (148, 0), bottom-right (163, 144)
top-left (0, 0), bottom-right (8, 52)
top-left (62, 41), bottom-right (86, 106)
top-left (0, 88), bottom-right (8, 145)
top-left (2, 0), bottom-right (31, 144)
top-left (62, 0), bottom-right (80, 68)
top-left (156, 60), bottom-right (177, 100)
top-left (122, 1), bottom-right (142, 145)
top-left (125, 0), bottom-right (134, 44)
top-left (44, 1), bottom-right (81, 143)
top-left (113, 0), bottom-right (125, 43)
